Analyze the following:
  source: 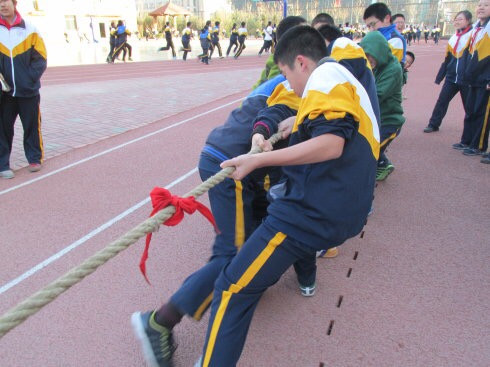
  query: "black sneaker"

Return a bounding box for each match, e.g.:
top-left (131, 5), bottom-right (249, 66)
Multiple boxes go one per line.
top-left (423, 125), bottom-right (438, 133)
top-left (481, 155), bottom-right (490, 164)
top-left (452, 143), bottom-right (468, 150)
top-left (131, 311), bottom-right (176, 367)
top-left (462, 148), bottom-right (484, 156)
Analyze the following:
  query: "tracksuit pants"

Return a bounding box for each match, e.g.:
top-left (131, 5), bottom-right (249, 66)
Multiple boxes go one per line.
top-left (0, 94), bottom-right (43, 171)
top-left (170, 152), bottom-right (316, 322)
top-left (182, 39), bottom-right (191, 61)
top-left (170, 152), bottom-right (268, 319)
top-left (428, 80), bottom-right (469, 130)
top-left (160, 38), bottom-right (176, 57)
top-left (199, 218), bottom-right (317, 367)
top-left (378, 125), bottom-right (401, 166)
top-left (464, 86), bottom-right (489, 151)
top-left (234, 39), bottom-right (246, 58)
top-left (210, 41), bottom-right (222, 58)
top-left (226, 39), bottom-right (238, 56)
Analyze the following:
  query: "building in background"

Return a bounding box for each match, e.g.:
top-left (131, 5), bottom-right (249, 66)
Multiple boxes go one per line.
top-left (136, 0), bottom-right (231, 20)
top-left (17, 0), bottom-right (137, 45)
top-left (230, 0), bottom-right (479, 35)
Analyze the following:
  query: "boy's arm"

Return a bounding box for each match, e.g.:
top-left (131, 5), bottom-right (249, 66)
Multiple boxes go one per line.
top-left (222, 133), bottom-right (345, 180)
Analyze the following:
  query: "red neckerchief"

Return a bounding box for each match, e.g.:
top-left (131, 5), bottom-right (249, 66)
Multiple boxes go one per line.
top-left (140, 187), bottom-right (219, 283)
top-left (454, 25), bottom-right (472, 52)
top-left (0, 11), bottom-right (22, 30)
top-left (468, 19), bottom-right (488, 53)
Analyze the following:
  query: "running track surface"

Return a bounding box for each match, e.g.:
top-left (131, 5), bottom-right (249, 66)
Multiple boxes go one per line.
top-left (0, 47), bottom-right (488, 367)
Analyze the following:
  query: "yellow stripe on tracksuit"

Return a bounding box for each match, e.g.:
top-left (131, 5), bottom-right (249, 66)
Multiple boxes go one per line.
top-left (202, 232), bottom-right (287, 367)
top-left (37, 101), bottom-right (44, 163)
top-left (479, 98), bottom-right (490, 149)
top-left (193, 292), bottom-right (214, 321)
top-left (234, 180), bottom-right (245, 249)
top-left (380, 131), bottom-right (398, 148)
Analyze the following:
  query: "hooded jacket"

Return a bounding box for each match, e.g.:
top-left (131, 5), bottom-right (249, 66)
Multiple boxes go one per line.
top-left (360, 31), bottom-right (405, 128)
top-left (0, 11), bottom-right (47, 97)
top-left (377, 24), bottom-right (406, 63)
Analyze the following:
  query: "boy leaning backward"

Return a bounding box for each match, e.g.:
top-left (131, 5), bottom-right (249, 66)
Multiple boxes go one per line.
top-left (197, 25), bottom-right (380, 366)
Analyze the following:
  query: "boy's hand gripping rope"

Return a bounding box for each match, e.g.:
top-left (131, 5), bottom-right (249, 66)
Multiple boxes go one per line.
top-left (0, 132), bottom-right (282, 339)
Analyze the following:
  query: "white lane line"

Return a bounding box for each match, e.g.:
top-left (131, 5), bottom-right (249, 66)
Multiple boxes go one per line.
top-left (0, 97), bottom-right (243, 197)
top-left (0, 167), bottom-right (198, 296)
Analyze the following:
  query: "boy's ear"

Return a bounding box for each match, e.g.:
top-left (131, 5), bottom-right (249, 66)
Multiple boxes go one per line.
top-left (296, 55), bottom-right (307, 71)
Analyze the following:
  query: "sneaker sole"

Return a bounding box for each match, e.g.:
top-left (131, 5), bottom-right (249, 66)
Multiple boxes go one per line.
top-left (376, 166), bottom-right (395, 181)
top-left (299, 286), bottom-right (316, 297)
top-left (131, 312), bottom-right (163, 367)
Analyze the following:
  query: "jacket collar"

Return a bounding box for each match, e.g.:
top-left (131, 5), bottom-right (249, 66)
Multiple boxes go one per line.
top-left (0, 10), bottom-right (24, 30)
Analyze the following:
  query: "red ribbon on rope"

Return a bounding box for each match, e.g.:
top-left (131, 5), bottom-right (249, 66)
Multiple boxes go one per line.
top-left (140, 187), bottom-right (219, 283)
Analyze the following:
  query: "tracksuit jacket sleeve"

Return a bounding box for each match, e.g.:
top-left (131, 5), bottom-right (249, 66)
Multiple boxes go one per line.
top-left (252, 104), bottom-right (296, 139)
top-left (29, 34), bottom-right (47, 82)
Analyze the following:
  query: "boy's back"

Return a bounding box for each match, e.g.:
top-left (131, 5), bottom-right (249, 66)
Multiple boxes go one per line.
top-left (268, 60), bottom-right (379, 248)
top-left (360, 31), bottom-right (405, 128)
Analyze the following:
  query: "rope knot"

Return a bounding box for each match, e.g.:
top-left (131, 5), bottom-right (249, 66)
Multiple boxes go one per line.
top-left (140, 187), bottom-right (219, 283)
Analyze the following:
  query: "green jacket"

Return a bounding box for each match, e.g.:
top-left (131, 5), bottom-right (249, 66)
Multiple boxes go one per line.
top-left (252, 54), bottom-right (281, 89)
top-left (360, 31), bottom-right (405, 128)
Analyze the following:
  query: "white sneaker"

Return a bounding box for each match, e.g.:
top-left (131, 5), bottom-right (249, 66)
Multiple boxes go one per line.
top-left (0, 169), bottom-right (14, 179)
top-left (299, 283), bottom-right (316, 297)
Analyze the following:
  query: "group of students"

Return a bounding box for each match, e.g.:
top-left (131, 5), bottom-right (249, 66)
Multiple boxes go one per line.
top-left (129, 2), bottom-right (429, 365)
top-left (424, 1), bottom-right (489, 165)
top-left (106, 20), bottom-right (132, 63)
top-left (156, 20), bottom-right (249, 63)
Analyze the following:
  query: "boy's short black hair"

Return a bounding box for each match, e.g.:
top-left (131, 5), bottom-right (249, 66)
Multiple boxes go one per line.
top-left (274, 25), bottom-right (327, 68)
top-left (392, 13), bottom-right (405, 21)
top-left (276, 16), bottom-right (306, 40)
top-left (186, 21), bottom-right (191, 27)
top-left (311, 13), bottom-right (335, 27)
top-left (317, 24), bottom-right (342, 43)
top-left (241, 21), bottom-right (246, 27)
top-left (215, 21), bottom-right (220, 26)
top-left (363, 3), bottom-right (391, 22)
top-left (406, 51), bottom-right (415, 61)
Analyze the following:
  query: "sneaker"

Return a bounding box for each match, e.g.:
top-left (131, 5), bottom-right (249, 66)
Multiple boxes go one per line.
top-left (452, 143), bottom-right (468, 150)
top-left (131, 311), bottom-right (176, 367)
top-left (462, 148), bottom-right (484, 156)
top-left (481, 154), bottom-right (490, 164)
top-left (299, 283), bottom-right (316, 297)
top-left (28, 163), bottom-right (42, 172)
top-left (128, 57), bottom-right (133, 61)
top-left (423, 125), bottom-right (439, 133)
top-left (0, 169), bottom-right (14, 179)
top-left (376, 163), bottom-right (394, 181)
top-left (316, 247), bottom-right (338, 258)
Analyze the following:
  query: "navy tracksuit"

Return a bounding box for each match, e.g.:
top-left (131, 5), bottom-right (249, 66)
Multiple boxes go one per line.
top-left (169, 76), bottom-right (303, 321)
top-left (428, 26), bottom-right (472, 130)
top-left (0, 15), bottom-right (46, 171)
top-left (462, 20), bottom-right (489, 152)
top-left (199, 61), bottom-right (379, 366)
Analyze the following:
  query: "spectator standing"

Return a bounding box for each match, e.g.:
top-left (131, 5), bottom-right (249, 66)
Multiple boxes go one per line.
top-left (424, 11), bottom-right (473, 134)
top-left (461, 0), bottom-right (489, 156)
top-left (0, 0), bottom-right (47, 179)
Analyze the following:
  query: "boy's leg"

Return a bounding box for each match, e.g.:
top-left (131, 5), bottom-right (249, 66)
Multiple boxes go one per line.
top-left (293, 253), bottom-right (317, 296)
top-left (18, 95), bottom-right (43, 166)
top-left (465, 89), bottom-right (489, 154)
top-left (200, 220), bottom-right (314, 367)
top-left (0, 94), bottom-right (18, 172)
top-left (377, 126), bottom-right (400, 181)
top-left (426, 80), bottom-right (459, 131)
top-left (169, 155), bottom-right (256, 319)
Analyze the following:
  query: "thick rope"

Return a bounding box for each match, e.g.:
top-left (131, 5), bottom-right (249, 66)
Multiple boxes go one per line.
top-left (0, 132), bottom-right (282, 338)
